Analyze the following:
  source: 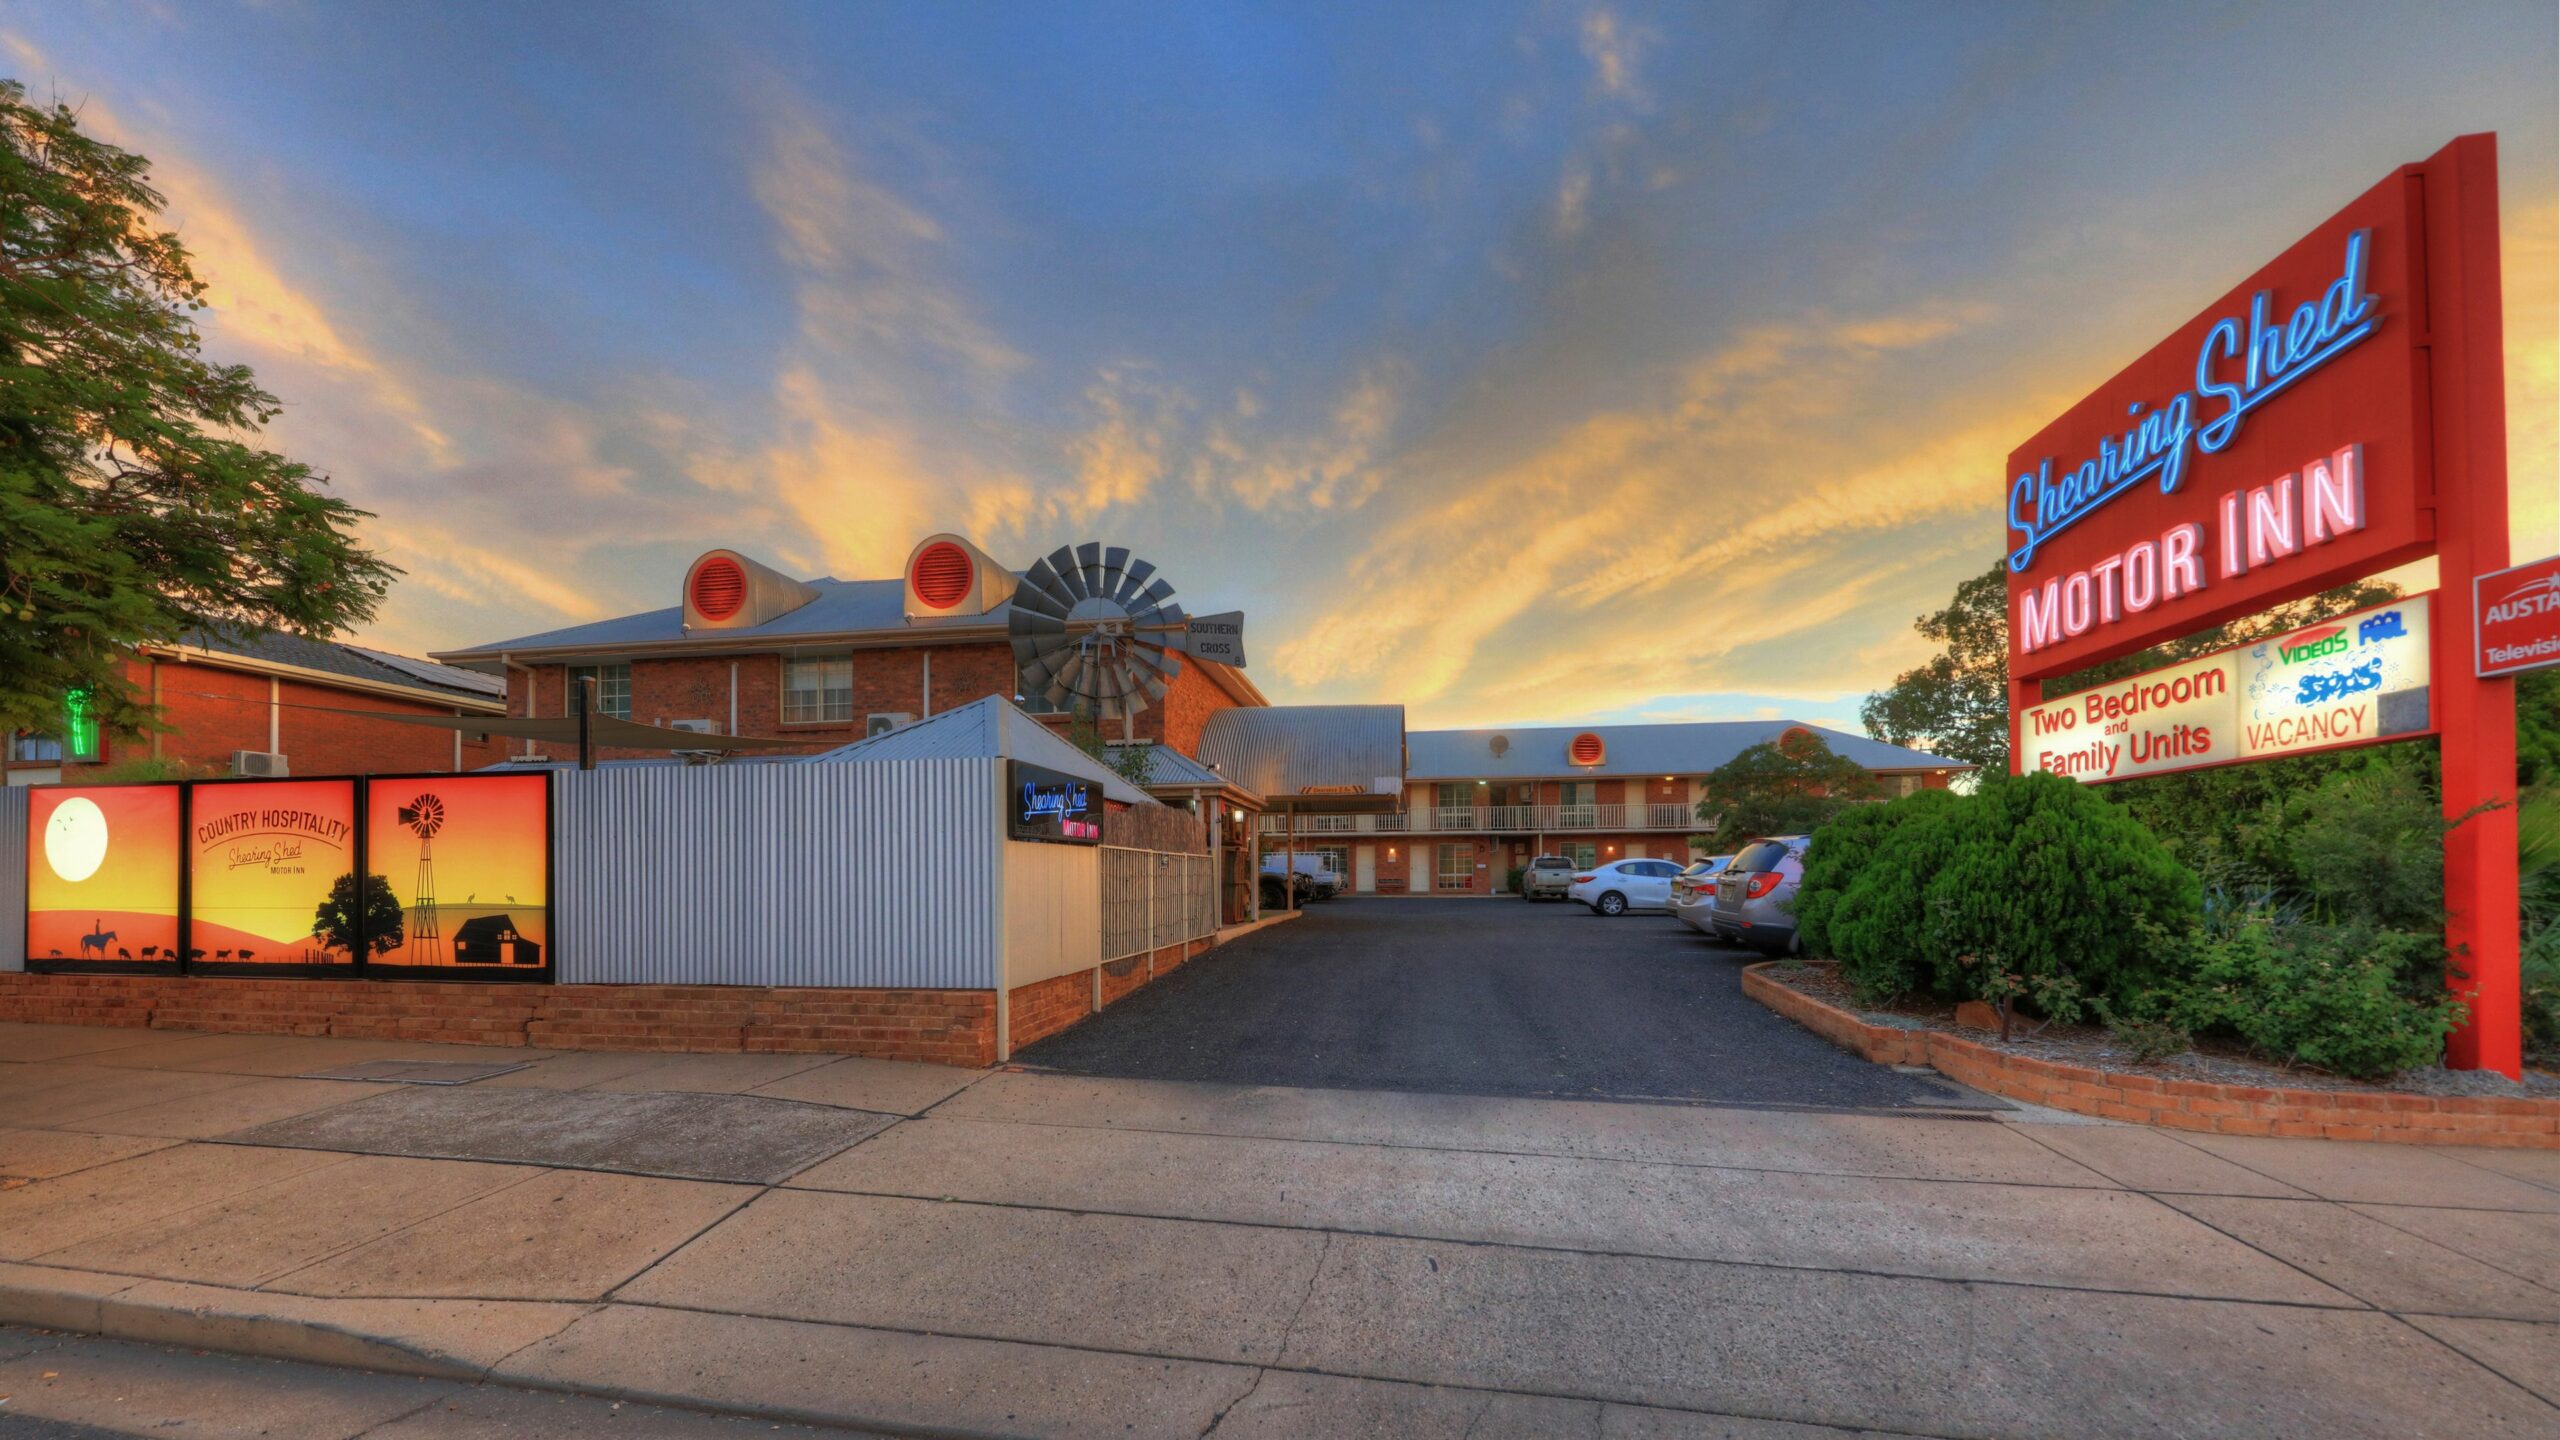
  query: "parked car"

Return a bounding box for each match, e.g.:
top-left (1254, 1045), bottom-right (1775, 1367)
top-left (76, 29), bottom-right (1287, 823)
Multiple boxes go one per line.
top-left (1260, 853), bottom-right (1341, 904)
top-left (1567, 858), bottom-right (1686, 916)
top-left (1519, 855), bottom-right (1578, 901)
top-left (1709, 835), bottom-right (1811, 954)
top-left (1670, 855), bottom-right (1736, 935)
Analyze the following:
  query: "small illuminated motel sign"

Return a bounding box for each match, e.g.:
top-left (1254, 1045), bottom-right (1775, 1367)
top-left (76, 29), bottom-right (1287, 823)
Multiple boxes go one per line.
top-left (1008, 760), bottom-right (1103, 845)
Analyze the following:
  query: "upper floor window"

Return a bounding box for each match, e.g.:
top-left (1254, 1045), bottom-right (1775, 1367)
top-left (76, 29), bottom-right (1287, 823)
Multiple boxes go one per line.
top-left (568, 663), bottom-right (631, 720)
top-left (782, 655), bottom-right (855, 724)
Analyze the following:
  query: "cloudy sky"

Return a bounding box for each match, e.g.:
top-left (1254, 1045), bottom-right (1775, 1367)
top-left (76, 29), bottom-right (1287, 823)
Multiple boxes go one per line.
top-left (7, 1), bottom-right (2553, 731)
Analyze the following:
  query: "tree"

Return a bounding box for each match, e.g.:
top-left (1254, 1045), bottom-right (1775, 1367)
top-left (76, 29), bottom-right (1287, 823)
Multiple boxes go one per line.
top-left (1861, 564), bottom-right (2010, 770)
top-left (1, 82), bottom-right (392, 739)
top-left (1698, 729), bottom-right (1883, 840)
top-left (313, 871), bottom-right (404, 957)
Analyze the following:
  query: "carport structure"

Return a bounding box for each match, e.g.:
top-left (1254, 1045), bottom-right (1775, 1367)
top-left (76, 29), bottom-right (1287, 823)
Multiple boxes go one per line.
top-left (1193, 705), bottom-right (1407, 912)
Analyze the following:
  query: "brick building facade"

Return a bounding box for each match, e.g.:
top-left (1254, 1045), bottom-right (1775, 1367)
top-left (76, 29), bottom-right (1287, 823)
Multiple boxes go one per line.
top-left (1261, 721), bottom-right (1964, 896)
top-left (3, 631), bottom-right (507, 786)
top-left (440, 534), bottom-right (1266, 766)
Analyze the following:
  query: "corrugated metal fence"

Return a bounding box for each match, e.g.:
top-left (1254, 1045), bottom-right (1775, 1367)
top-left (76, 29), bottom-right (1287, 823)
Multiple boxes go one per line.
top-left (0, 787), bottom-right (24, 973)
top-left (1100, 846), bottom-right (1215, 963)
top-left (552, 759), bottom-right (1002, 988)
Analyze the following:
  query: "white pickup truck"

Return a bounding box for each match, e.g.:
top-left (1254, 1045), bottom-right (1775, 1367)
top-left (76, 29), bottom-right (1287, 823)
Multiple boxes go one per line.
top-left (1258, 853), bottom-right (1342, 904)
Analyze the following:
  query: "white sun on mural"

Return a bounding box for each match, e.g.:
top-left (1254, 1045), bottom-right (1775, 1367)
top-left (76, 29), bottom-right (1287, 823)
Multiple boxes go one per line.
top-left (44, 796), bottom-right (109, 883)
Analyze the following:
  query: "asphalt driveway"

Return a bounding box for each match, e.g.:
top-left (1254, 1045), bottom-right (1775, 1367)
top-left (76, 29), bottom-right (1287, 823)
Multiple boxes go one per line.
top-left (1016, 896), bottom-right (1992, 1109)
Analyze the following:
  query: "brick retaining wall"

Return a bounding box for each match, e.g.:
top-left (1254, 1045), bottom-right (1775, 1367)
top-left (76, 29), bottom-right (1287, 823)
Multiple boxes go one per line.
top-left (1006, 938), bottom-right (1213, 1052)
top-left (1742, 963), bottom-right (2559, 1149)
top-left (0, 973), bottom-right (996, 1067)
top-left (2, 933), bottom-right (1225, 1068)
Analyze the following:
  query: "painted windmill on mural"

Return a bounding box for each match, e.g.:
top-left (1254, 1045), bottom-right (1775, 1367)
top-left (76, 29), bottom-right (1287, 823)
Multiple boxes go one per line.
top-left (397, 793), bottom-right (446, 964)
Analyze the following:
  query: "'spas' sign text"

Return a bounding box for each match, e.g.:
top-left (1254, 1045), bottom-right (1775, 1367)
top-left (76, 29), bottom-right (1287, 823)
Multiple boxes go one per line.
top-left (2023, 595), bottom-right (2432, 783)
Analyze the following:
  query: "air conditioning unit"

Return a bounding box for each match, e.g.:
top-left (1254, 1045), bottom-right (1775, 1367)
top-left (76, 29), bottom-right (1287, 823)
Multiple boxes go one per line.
top-left (666, 718), bottom-right (719, 734)
top-left (231, 750), bottom-right (289, 777)
top-left (866, 712), bottom-right (915, 739)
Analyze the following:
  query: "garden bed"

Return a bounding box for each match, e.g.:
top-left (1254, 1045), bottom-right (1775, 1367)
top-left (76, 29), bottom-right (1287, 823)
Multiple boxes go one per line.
top-left (1744, 960), bottom-right (2560, 1148)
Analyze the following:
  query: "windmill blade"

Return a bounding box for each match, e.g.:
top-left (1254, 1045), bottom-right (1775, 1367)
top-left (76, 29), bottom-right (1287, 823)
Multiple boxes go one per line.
top-left (1097, 546), bottom-right (1131, 601)
top-left (1135, 577), bottom-right (1175, 610)
top-left (1076, 542), bottom-right (1108, 598)
top-left (1014, 560), bottom-right (1071, 618)
top-left (1112, 556), bottom-right (1155, 604)
top-left (1044, 546), bottom-right (1089, 603)
top-left (1008, 608), bottom-right (1066, 638)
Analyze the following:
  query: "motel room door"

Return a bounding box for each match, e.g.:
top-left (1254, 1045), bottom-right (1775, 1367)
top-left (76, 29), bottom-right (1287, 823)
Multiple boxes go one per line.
top-left (1355, 843), bottom-right (1377, 892)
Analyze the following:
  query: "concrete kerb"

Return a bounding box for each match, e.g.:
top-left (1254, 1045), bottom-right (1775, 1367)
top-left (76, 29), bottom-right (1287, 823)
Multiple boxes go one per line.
top-left (0, 1266), bottom-right (1057, 1439)
top-left (1741, 961), bottom-right (2560, 1150)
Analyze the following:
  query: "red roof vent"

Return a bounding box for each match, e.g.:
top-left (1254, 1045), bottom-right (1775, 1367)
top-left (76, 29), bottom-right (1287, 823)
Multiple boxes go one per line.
top-left (689, 556), bottom-right (747, 621)
top-left (1567, 732), bottom-right (1606, 766)
top-left (910, 541), bottom-right (974, 610)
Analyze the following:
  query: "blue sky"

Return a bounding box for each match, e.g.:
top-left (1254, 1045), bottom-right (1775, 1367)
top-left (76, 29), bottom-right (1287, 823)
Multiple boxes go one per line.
top-left (6, 0), bottom-right (2553, 732)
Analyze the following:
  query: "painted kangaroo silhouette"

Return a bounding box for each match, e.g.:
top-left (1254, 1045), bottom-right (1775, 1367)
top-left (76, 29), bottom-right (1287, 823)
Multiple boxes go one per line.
top-left (80, 923), bottom-right (116, 956)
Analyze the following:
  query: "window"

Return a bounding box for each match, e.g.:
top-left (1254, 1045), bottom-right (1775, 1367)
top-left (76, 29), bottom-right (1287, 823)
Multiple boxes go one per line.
top-left (1888, 773), bottom-right (1922, 798)
top-left (11, 733), bottom-right (65, 764)
top-left (782, 655), bottom-right (855, 724)
top-left (1563, 842), bottom-right (1598, 869)
top-left (567, 664), bottom-right (631, 720)
top-left (62, 689), bottom-right (100, 762)
top-left (1435, 843), bottom-right (1473, 890)
top-left (1557, 780), bottom-right (1596, 827)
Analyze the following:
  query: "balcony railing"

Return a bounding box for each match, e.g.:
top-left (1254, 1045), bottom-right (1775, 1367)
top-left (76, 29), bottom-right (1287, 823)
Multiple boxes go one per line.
top-left (1258, 802), bottom-right (1700, 835)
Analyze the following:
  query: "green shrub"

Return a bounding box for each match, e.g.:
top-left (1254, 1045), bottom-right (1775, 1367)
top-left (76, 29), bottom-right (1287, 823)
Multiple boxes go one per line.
top-left (1828, 792), bottom-right (1979, 1004)
top-left (2153, 915), bottom-right (2459, 1080)
top-left (1794, 789), bottom-right (1959, 959)
top-left (1829, 774), bottom-right (2196, 1014)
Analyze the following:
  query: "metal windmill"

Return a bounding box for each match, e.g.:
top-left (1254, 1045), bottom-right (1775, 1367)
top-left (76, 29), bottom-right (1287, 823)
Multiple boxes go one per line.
top-left (1007, 544), bottom-right (1188, 725)
top-left (396, 793), bottom-right (446, 964)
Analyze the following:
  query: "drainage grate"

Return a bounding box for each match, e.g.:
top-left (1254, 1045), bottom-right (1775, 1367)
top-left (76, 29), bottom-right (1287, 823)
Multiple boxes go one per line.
top-left (300, 1059), bottom-right (533, 1085)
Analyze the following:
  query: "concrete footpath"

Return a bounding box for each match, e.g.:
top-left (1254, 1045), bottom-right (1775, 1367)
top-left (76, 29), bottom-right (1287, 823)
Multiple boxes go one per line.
top-left (1, 1020), bottom-right (2557, 1438)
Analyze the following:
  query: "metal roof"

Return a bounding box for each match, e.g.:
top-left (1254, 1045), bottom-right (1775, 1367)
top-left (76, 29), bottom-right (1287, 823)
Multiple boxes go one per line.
top-left (1105, 743), bottom-right (1240, 791)
top-left (177, 628), bottom-right (507, 705)
top-left (435, 576), bottom-right (1002, 660)
top-left (805, 695), bottom-right (1153, 806)
top-left (1195, 705), bottom-right (1406, 807)
top-left (1406, 721), bottom-right (1964, 780)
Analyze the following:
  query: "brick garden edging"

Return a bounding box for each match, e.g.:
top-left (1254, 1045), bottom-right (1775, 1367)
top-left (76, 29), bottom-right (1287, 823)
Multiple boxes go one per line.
top-left (1741, 962), bottom-right (2560, 1149)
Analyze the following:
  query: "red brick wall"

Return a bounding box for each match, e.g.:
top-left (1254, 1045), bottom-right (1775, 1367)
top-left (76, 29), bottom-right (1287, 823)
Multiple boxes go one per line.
top-left (0, 973), bottom-right (997, 1067)
top-left (21, 655), bottom-right (505, 779)
top-left (505, 642), bottom-right (1036, 763)
top-left (1007, 969), bottom-right (1092, 1049)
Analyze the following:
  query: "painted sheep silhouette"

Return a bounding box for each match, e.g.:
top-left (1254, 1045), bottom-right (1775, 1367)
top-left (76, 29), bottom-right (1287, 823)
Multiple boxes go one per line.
top-left (187, 948), bottom-right (207, 961)
top-left (140, 946), bottom-right (159, 959)
top-left (117, 947), bottom-right (132, 961)
top-left (236, 949), bottom-right (256, 961)
top-left (214, 949), bottom-right (234, 960)
top-left (80, 924), bottom-right (116, 956)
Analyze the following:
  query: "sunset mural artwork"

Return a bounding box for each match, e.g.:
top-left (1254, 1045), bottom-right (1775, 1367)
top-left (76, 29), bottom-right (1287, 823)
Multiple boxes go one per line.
top-left (26, 786), bottom-right (181, 966)
top-left (363, 773), bottom-right (548, 971)
top-left (187, 779), bottom-right (359, 966)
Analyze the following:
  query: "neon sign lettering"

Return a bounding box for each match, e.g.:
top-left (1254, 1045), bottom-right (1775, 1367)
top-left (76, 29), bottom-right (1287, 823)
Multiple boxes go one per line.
top-left (2008, 231), bottom-right (2378, 573)
top-left (1019, 780), bottom-right (1091, 823)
